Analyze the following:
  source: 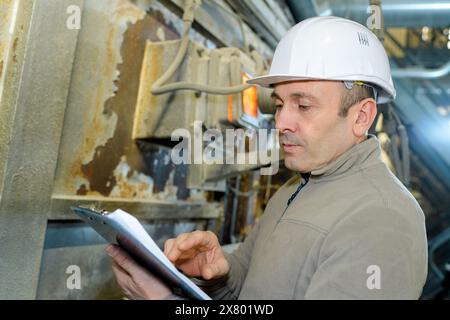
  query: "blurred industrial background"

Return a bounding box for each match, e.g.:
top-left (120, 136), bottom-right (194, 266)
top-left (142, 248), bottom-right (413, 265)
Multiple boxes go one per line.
top-left (0, 0), bottom-right (449, 299)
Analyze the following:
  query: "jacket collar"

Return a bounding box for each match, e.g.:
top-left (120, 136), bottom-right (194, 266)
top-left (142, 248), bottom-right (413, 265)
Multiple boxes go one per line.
top-left (309, 134), bottom-right (382, 182)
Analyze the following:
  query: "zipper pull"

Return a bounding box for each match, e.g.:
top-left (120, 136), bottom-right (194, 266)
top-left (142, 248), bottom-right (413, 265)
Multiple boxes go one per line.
top-left (286, 174), bottom-right (310, 207)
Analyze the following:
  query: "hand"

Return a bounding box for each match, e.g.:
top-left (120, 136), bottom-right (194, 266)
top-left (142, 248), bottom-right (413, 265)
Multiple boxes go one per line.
top-left (164, 230), bottom-right (229, 280)
top-left (106, 244), bottom-right (172, 300)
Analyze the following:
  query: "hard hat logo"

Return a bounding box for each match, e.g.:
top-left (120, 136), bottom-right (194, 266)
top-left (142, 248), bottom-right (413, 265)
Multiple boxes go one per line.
top-left (247, 16), bottom-right (396, 104)
top-left (357, 32), bottom-right (370, 46)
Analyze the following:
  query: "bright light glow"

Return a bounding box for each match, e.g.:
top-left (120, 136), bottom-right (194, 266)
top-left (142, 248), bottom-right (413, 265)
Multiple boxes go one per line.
top-left (9, 0), bottom-right (20, 35)
top-left (437, 106), bottom-right (448, 116)
top-left (422, 26), bottom-right (430, 42)
top-left (319, 9), bottom-right (332, 16)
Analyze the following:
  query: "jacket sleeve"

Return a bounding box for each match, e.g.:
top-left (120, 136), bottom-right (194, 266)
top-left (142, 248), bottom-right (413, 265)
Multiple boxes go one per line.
top-left (192, 218), bottom-right (262, 300)
top-left (304, 206), bottom-right (428, 300)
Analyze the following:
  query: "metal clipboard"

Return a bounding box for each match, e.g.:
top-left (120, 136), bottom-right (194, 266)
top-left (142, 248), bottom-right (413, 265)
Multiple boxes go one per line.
top-left (71, 205), bottom-right (211, 300)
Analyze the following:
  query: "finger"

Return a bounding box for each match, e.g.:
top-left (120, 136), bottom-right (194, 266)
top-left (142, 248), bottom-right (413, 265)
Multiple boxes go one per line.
top-left (164, 238), bottom-right (175, 256)
top-left (112, 260), bottom-right (129, 277)
top-left (106, 244), bottom-right (139, 274)
top-left (201, 264), bottom-right (217, 280)
top-left (112, 260), bottom-right (132, 288)
top-left (112, 257), bottom-right (172, 300)
top-left (166, 231), bottom-right (215, 262)
top-left (177, 230), bottom-right (213, 251)
top-left (111, 262), bottom-right (135, 299)
top-left (165, 233), bottom-right (191, 261)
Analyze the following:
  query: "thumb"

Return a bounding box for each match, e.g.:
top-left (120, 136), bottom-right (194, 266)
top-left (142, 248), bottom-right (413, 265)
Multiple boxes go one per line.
top-left (201, 264), bottom-right (220, 280)
top-left (201, 258), bottom-right (230, 280)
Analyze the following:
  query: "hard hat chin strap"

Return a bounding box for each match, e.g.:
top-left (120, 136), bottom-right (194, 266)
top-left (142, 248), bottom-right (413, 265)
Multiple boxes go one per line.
top-left (343, 81), bottom-right (379, 102)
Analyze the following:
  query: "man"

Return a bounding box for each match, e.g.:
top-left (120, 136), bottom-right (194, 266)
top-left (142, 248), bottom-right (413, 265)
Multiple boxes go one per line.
top-left (106, 16), bottom-right (428, 299)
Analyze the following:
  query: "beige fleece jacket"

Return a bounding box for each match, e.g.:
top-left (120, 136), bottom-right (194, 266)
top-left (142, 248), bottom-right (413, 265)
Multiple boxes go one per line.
top-left (196, 135), bottom-right (428, 300)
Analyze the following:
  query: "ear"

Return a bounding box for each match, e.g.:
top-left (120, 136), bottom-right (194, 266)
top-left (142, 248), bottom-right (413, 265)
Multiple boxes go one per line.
top-left (352, 98), bottom-right (377, 137)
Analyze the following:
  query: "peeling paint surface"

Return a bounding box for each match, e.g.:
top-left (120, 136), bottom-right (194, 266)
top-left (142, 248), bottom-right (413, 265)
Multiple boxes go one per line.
top-left (109, 155), bottom-right (154, 198)
top-left (53, 0), bottom-right (206, 203)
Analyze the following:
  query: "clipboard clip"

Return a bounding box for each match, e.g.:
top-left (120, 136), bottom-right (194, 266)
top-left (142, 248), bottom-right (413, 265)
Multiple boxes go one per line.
top-left (72, 204), bottom-right (110, 216)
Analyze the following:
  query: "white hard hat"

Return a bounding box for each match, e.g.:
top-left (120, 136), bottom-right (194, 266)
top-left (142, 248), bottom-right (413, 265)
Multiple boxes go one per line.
top-left (247, 16), bottom-right (396, 104)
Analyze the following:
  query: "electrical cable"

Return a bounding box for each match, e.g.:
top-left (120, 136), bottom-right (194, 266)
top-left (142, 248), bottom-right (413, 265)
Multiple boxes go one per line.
top-left (151, 0), bottom-right (266, 96)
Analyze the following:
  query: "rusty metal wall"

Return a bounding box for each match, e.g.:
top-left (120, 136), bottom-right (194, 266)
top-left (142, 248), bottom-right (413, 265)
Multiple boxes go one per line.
top-left (51, 0), bottom-right (215, 215)
top-left (0, 0), bottom-right (277, 299)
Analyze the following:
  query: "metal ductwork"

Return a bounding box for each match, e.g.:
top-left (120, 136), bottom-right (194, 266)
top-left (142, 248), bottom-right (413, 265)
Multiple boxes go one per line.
top-left (392, 60), bottom-right (450, 79)
top-left (287, 0), bottom-right (450, 28)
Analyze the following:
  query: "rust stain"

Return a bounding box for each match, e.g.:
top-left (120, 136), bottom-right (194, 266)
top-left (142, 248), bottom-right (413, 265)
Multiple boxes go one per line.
top-left (76, 184), bottom-right (88, 196)
top-left (105, 26), bottom-right (117, 80)
top-left (75, 13), bottom-right (180, 198)
top-left (0, 60), bottom-right (3, 78)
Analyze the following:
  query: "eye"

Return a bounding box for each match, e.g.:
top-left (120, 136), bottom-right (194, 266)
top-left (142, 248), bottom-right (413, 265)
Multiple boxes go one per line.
top-left (298, 104), bottom-right (311, 111)
top-left (275, 104), bottom-right (283, 111)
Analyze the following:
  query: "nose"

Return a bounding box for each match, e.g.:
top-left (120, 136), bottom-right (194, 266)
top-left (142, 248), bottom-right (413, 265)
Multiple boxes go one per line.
top-left (275, 105), bottom-right (297, 133)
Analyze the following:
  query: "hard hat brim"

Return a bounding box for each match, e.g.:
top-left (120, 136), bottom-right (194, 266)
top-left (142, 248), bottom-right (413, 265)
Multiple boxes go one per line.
top-left (246, 75), bottom-right (314, 87)
top-left (247, 74), bottom-right (396, 104)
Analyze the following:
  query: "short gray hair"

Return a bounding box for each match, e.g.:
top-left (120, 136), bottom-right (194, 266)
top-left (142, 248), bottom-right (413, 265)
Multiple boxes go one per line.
top-left (339, 82), bottom-right (376, 117)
